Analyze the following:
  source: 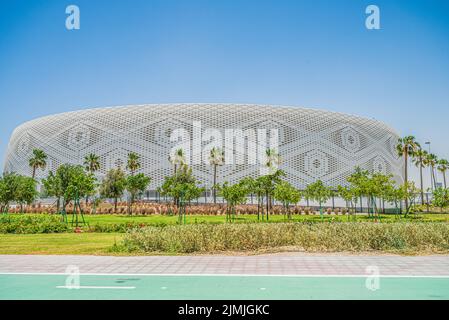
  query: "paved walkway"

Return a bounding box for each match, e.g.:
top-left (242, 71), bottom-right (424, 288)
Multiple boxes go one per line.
top-left (1, 254), bottom-right (449, 276)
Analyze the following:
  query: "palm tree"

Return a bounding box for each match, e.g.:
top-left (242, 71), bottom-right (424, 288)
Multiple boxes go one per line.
top-left (126, 152), bottom-right (141, 176)
top-left (83, 153), bottom-right (101, 204)
top-left (265, 148), bottom-right (281, 175)
top-left (396, 136), bottom-right (419, 210)
top-left (412, 148), bottom-right (427, 205)
top-left (208, 147), bottom-right (224, 204)
top-left (263, 148), bottom-right (282, 218)
top-left (29, 149), bottom-right (47, 179)
top-left (437, 159), bottom-right (449, 189)
top-left (426, 153), bottom-right (438, 190)
top-left (84, 153), bottom-right (101, 174)
top-left (169, 148), bottom-right (186, 174)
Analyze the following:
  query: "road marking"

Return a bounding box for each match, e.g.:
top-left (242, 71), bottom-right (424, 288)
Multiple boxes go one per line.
top-left (56, 286), bottom-right (135, 290)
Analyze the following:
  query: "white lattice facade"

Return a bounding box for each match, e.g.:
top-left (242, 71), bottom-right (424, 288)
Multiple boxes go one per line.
top-left (3, 104), bottom-right (404, 189)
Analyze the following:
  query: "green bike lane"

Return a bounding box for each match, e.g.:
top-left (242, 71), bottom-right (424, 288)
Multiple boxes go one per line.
top-left (1, 274), bottom-right (449, 299)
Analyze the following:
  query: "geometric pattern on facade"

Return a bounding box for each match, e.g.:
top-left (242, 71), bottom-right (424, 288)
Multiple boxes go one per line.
top-left (3, 104), bottom-right (404, 190)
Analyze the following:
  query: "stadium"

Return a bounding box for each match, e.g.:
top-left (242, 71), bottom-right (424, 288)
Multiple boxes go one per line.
top-left (3, 104), bottom-right (404, 190)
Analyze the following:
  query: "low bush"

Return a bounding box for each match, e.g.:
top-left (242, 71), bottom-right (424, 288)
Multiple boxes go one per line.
top-left (0, 214), bottom-right (70, 234)
top-left (121, 222), bottom-right (449, 254)
top-left (87, 222), bottom-right (168, 233)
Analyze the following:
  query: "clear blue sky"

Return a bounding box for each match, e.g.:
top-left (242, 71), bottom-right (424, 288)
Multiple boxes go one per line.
top-left (1, 0), bottom-right (448, 186)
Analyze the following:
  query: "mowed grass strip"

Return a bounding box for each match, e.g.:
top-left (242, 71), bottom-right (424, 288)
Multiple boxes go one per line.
top-left (0, 233), bottom-right (123, 255)
top-left (7, 212), bottom-right (449, 227)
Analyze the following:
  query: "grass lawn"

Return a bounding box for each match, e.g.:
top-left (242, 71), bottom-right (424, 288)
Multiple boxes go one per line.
top-left (0, 213), bottom-right (447, 256)
top-left (0, 233), bottom-right (122, 255)
top-left (69, 212), bottom-right (449, 225)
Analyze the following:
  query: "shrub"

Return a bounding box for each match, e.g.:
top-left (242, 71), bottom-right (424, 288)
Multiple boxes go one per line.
top-left (0, 214), bottom-right (69, 234)
top-left (87, 221), bottom-right (168, 233)
top-left (120, 222), bottom-right (449, 254)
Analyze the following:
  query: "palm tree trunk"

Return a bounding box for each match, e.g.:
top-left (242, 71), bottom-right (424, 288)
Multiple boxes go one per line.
top-left (443, 171), bottom-right (447, 189)
top-left (404, 151), bottom-right (409, 211)
top-left (266, 191), bottom-right (269, 220)
top-left (213, 164), bottom-right (217, 204)
top-left (128, 194), bottom-right (134, 215)
top-left (419, 162), bottom-right (424, 205)
top-left (432, 166), bottom-right (437, 189)
top-left (32, 167), bottom-right (36, 179)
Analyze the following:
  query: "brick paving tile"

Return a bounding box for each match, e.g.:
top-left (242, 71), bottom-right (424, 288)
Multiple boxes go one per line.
top-left (1, 254), bottom-right (448, 276)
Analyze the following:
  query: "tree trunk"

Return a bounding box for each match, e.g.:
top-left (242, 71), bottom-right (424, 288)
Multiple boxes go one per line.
top-left (432, 166), bottom-right (437, 189)
top-left (266, 191), bottom-right (269, 220)
top-left (419, 160), bottom-right (424, 205)
top-left (257, 198), bottom-right (260, 221)
top-left (404, 150), bottom-right (409, 211)
top-left (32, 167), bottom-right (36, 179)
top-left (443, 171), bottom-right (447, 189)
top-left (213, 165), bottom-right (217, 204)
top-left (114, 197), bottom-right (118, 213)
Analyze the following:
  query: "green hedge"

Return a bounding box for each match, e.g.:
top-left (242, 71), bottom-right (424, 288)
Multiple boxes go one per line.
top-left (121, 222), bottom-right (449, 254)
top-left (0, 214), bottom-right (70, 234)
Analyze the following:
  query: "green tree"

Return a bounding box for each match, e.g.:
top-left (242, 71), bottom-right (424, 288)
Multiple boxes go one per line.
top-left (273, 180), bottom-right (301, 220)
top-left (219, 181), bottom-right (250, 222)
top-left (15, 175), bottom-right (38, 212)
top-left (99, 168), bottom-right (127, 213)
top-left (396, 136), bottom-right (419, 211)
top-left (240, 176), bottom-right (265, 220)
top-left (412, 148), bottom-right (428, 205)
top-left (42, 164), bottom-right (96, 217)
top-left (258, 169), bottom-right (285, 220)
top-left (65, 169), bottom-right (97, 205)
top-left (126, 173), bottom-right (151, 214)
top-left (29, 149), bottom-right (47, 179)
top-left (346, 167), bottom-right (372, 214)
top-left (432, 187), bottom-right (449, 211)
top-left (41, 171), bottom-right (63, 212)
top-left (208, 147), bottom-right (224, 204)
top-left (159, 165), bottom-right (204, 221)
top-left (304, 180), bottom-right (333, 216)
top-left (126, 152), bottom-right (141, 176)
top-left (437, 159), bottom-right (449, 189)
top-left (400, 181), bottom-right (420, 216)
top-left (336, 185), bottom-right (358, 217)
top-left (382, 184), bottom-right (404, 217)
top-left (0, 173), bottom-right (20, 213)
top-left (369, 172), bottom-right (397, 218)
top-left (347, 168), bottom-right (397, 218)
